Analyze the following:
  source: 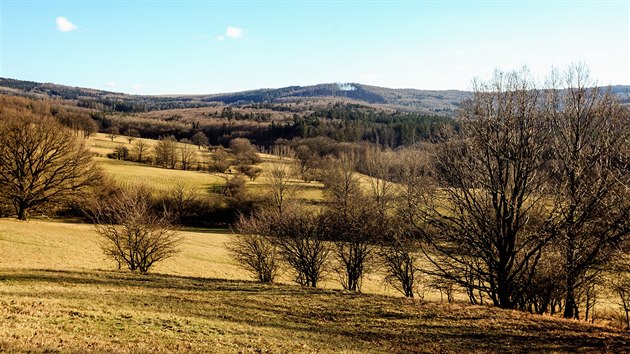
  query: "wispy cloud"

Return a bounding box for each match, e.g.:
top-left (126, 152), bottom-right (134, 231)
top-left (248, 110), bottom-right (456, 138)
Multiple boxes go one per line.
top-left (56, 16), bottom-right (77, 32)
top-left (105, 82), bottom-right (117, 88)
top-left (217, 26), bottom-right (245, 41)
top-left (131, 83), bottom-right (143, 92)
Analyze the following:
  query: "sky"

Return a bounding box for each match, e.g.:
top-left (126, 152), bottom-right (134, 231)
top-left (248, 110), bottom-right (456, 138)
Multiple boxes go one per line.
top-left (0, 0), bottom-right (628, 95)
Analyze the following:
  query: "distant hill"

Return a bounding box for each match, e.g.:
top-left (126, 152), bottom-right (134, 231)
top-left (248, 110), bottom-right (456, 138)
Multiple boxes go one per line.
top-left (0, 78), bottom-right (467, 114)
top-left (2, 77), bottom-right (628, 115)
top-left (193, 83), bottom-right (468, 114)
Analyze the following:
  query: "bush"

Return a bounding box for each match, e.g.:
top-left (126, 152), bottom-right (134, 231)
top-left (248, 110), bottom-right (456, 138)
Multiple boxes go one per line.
top-left (90, 186), bottom-right (181, 273)
top-left (229, 213), bottom-right (280, 283)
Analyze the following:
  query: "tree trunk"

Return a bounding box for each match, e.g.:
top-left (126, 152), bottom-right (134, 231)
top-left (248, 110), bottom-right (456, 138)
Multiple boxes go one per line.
top-left (563, 280), bottom-right (577, 319)
top-left (16, 202), bottom-right (27, 221)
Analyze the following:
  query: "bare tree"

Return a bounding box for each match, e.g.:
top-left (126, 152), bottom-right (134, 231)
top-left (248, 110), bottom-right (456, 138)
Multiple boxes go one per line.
top-left (179, 143), bottom-right (197, 170)
top-left (236, 165), bottom-right (262, 181)
top-left (230, 137), bottom-right (261, 165)
top-left (161, 183), bottom-right (199, 224)
top-left (105, 126), bottom-right (119, 142)
top-left (321, 153), bottom-right (378, 292)
top-left (155, 136), bottom-right (178, 169)
top-left (132, 139), bottom-right (150, 163)
top-left (414, 69), bottom-right (555, 309)
top-left (208, 146), bottom-right (232, 177)
top-left (0, 112), bottom-right (101, 220)
top-left (124, 128), bottom-right (140, 144)
top-left (230, 213), bottom-right (280, 283)
top-left (364, 147), bottom-right (397, 217)
top-left (90, 186), bottom-right (181, 273)
top-left (191, 131), bottom-right (209, 150)
top-left (378, 222), bottom-right (423, 298)
top-left (273, 205), bottom-right (331, 287)
top-left (546, 64), bottom-right (630, 319)
top-left (266, 156), bottom-right (297, 215)
top-left (608, 250), bottom-right (630, 329)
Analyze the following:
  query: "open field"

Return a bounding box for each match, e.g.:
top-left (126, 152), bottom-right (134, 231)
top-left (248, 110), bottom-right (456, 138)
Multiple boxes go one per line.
top-left (2, 268), bottom-right (629, 353)
top-left (96, 157), bottom-right (225, 195)
top-left (0, 219), bottom-right (396, 295)
top-left (1, 214), bottom-right (630, 353)
top-left (0, 134), bottom-right (624, 352)
top-left (1, 219), bottom-right (629, 352)
top-left (87, 133), bottom-right (327, 202)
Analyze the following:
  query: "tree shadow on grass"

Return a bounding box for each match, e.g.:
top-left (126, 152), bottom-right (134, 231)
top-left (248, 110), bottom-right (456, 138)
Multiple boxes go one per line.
top-left (1, 268), bottom-right (629, 353)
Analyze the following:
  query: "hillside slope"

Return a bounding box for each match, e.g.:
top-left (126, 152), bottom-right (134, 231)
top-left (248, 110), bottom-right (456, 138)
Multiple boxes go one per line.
top-left (0, 77), bottom-right (466, 114)
top-left (0, 219), bottom-right (629, 352)
top-left (1, 269), bottom-right (628, 353)
top-left (4, 77), bottom-right (627, 119)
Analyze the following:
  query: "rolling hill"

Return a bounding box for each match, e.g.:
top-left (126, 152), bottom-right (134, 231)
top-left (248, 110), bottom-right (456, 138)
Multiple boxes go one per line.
top-left (0, 77), bottom-right (467, 115)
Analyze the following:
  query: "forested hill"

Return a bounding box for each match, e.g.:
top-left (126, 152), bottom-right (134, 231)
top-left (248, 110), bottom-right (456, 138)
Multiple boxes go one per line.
top-left (0, 77), bottom-right (467, 114)
top-left (3, 77), bottom-right (628, 115)
top-left (198, 83), bottom-right (468, 114)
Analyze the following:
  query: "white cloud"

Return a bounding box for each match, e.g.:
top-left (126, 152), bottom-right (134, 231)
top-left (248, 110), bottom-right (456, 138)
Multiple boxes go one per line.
top-left (105, 82), bottom-right (117, 88)
top-left (56, 16), bottom-right (77, 32)
top-left (217, 26), bottom-right (244, 40)
top-left (131, 83), bottom-right (143, 91)
top-left (226, 26), bottom-right (244, 38)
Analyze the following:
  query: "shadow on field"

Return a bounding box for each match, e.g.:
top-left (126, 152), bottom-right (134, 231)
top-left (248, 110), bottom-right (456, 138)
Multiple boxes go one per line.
top-left (0, 268), bottom-right (322, 295)
top-left (1, 268), bottom-right (629, 352)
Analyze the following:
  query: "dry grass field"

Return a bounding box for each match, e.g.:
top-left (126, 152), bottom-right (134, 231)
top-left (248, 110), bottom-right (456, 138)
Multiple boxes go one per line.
top-left (0, 135), bottom-right (627, 352)
top-left (0, 219), bottom-right (394, 294)
top-left (87, 133), bottom-right (326, 202)
top-left (1, 219), bottom-right (629, 352)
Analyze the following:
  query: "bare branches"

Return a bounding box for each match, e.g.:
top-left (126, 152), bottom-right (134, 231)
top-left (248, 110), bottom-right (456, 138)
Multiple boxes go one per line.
top-left (230, 211), bottom-right (281, 283)
top-left (546, 64), bottom-right (630, 318)
top-left (415, 69), bottom-right (555, 309)
top-left (0, 112), bottom-right (101, 220)
top-left (90, 186), bottom-right (181, 273)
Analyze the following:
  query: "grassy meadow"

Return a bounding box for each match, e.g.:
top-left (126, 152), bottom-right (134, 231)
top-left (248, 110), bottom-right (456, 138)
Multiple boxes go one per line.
top-left (87, 133), bottom-right (326, 201)
top-left (0, 133), bottom-right (628, 352)
top-left (1, 220), bottom-right (629, 352)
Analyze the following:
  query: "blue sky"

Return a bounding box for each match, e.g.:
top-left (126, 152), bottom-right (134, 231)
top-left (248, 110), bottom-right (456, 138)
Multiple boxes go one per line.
top-left (1, 0), bottom-right (628, 94)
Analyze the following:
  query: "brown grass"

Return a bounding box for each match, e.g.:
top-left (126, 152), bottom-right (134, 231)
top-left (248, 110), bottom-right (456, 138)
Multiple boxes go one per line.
top-left (1, 219), bottom-right (629, 352)
top-left (0, 269), bottom-right (628, 353)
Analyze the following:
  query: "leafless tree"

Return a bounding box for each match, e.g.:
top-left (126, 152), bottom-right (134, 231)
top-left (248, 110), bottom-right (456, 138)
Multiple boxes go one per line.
top-left (231, 201), bottom-right (331, 287)
top-left (230, 137), bottom-right (261, 165)
top-left (161, 183), bottom-right (199, 224)
top-left (266, 156), bottom-right (297, 215)
top-left (608, 249), bottom-right (630, 329)
top-left (364, 147), bottom-right (397, 217)
top-left (191, 131), bottom-right (209, 150)
top-left (414, 69), bottom-right (555, 309)
top-left (378, 223), bottom-right (423, 298)
top-left (236, 165), bottom-right (262, 181)
top-left (208, 146), bottom-right (232, 178)
top-left (273, 205), bottom-right (331, 287)
top-left (132, 139), bottom-right (150, 163)
top-left (105, 126), bottom-right (119, 142)
top-left (545, 64), bottom-right (630, 319)
top-left (90, 186), bottom-right (181, 273)
top-left (155, 136), bottom-right (178, 169)
top-left (321, 153), bottom-right (379, 292)
top-left (179, 143), bottom-right (197, 170)
top-left (0, 112), bottom-right (101, 220)
top-left (124, 128), bottom-right (140, 144)
top-left (230, 213), bottom-right (280, 283)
